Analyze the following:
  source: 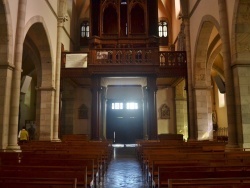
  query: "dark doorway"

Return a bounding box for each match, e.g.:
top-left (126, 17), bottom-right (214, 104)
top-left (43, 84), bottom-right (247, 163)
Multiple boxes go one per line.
top-left (106, 100), bottom-right (143, 144)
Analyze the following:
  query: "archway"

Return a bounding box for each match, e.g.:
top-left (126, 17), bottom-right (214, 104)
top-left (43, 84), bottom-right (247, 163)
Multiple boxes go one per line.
top-left (22, 20), bottom-right (53, 140)
top-left (194, 16), bottom-right (228, 140)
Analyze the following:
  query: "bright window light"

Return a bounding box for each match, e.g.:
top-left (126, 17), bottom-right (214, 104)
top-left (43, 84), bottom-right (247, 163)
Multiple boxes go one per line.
top-left (112, 103), bottom-right (123, 110)
top-left (158, 21), bottom-right (168, 38)
top-left (218, 89), bottom-right (225, 107)
top-left (126, 102), bottom-right (138, 110)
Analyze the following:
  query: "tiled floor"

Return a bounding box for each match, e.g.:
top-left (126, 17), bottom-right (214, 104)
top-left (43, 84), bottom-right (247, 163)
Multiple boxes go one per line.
top-left (97, 145), bottom-right (148, 188)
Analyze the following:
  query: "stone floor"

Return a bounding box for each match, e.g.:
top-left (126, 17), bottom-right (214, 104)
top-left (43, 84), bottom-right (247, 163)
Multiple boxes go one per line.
top-left (97, 144), bottom-right (148, 188)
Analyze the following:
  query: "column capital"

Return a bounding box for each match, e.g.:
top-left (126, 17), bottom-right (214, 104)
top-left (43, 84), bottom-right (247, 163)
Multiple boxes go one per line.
top-left (0, 64), bottom-right (15, 70)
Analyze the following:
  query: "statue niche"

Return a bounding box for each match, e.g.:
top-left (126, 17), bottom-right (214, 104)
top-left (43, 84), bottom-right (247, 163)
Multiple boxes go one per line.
top-left (160, 104), bottom-right (170, 119)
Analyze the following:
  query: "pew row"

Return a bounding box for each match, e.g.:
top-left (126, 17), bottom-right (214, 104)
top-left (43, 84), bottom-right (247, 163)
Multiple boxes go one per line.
top-left (0, 177), bottom-right (77, 188)
top-left (158, 171), bottom-right (250, 188)
top-left (168, 177), bottom-right (250, 188)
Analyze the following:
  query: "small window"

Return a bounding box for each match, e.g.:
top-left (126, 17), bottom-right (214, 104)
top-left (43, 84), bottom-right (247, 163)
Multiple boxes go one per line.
top-left (159, 21), bottom-right (168, 37)
top-left (112, 103), bottom-right (123, 110)
top-left (218, 89), bottom-right (225, 107)
top-left (81, 21), bottom-right (89, 38)
top-left (126, 102), bottom-right (138, 110)
top-left (159, 21), bottom-right (169, 45)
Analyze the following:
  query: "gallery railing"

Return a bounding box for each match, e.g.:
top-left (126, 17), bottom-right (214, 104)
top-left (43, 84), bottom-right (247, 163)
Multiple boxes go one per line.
top-left (89, 49), bottom-right (187, 68)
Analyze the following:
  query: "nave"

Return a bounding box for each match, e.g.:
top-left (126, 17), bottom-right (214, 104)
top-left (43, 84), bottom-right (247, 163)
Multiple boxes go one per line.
top-left (2, 137), bottom-right (250, 188)
top-left (98, 145), bottom-right (147, 188)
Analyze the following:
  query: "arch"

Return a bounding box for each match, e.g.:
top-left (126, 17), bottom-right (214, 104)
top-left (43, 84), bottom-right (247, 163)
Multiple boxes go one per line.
top-left (130, 3), bottom-right (145, 34)
top-left (206, 44), bottom-right (223, 86)
top-left (22, 16), bottom-right (54, 141)
top-left (103, 3), bottom-right (118, 34)
top-left (0, 0), bottom-right (13, 65)
top-left (23, 16), bottom-right (53, 88)
top-left (231, 0), bottom-right (250, 63)
top-left (193, 15), bottom-right (222, 140)
top-left (193, 15), bottom-right (220, 87)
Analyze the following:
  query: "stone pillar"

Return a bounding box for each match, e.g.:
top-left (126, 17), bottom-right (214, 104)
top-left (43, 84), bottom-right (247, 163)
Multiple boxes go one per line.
top-left (53, 0), bottom-right (67, 142)
top-left (218, 0), bottom-right (238, 147)
top-left (36, 87), bottom-right (55, 140)
top-left (194, 87), bottom-right (213, 140)
top-left (147, 76), bottom-right (157, 140)
top-left (91, 76), bottom-right (101, 140)
top-left (175, 80), bottom-right (188, 140)
top-left (142, 86), bottom-right (148, 139)
top-left (0, 66), bottom-right (14, 149)
top-left (7, 0), bottom-right (27, 150)
top-left (183, 18), bottom-right (196, 140)
top-left (101, 88), bottom-right (107, 139)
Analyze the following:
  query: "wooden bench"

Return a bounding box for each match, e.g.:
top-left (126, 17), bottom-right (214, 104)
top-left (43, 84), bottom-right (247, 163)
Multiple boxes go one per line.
top-left (0, 167), bottom-right (87, 188)
top-left (158, 169), bottom-right (250, 188)
top-left (0, 151), bottom-right (96, 185)
top-left (168, 177), bottom-right (250, 188)
top-left (0, 177), bottom-right (77, 188)
top-left (1, 144), bottom-right (111, 184)
top-left (143, 151), bottom-right (250, 187)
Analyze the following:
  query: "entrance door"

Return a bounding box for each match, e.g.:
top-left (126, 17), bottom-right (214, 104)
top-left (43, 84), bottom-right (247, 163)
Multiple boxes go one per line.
top-left (106, 100), bottom-right (143, 144)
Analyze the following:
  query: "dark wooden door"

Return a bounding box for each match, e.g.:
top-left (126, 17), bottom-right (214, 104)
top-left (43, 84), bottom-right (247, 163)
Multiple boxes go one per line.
top-left (106, 100), bottom-right (143, 144)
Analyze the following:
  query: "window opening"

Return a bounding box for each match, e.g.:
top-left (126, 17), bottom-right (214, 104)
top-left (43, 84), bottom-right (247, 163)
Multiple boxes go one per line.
top-left (111, 102), bottom-right (138, 110)
top-left (126, 102), bottom-right (138, 110)
top-left (81, 21), bottom-right (89, 38)
top-left (112, 103), bottom-right (123, 110)
top-left (159, 21), bottom-right (168, 37)
top-left (218, 89), bottom-right (225, 107)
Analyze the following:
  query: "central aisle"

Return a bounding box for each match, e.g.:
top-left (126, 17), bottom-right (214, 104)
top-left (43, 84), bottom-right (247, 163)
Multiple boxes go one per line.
top-left (98, 145), bottom-right (147, 188)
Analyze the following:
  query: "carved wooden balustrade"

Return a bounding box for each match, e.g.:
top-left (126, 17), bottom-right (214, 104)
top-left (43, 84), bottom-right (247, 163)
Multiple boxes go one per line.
top-left (61, 50), bottom-right (187, 77)
top-left (88, 49), bottom-right (186, 67)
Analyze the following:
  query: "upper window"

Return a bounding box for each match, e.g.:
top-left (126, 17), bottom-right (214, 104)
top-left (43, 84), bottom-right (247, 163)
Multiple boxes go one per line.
top-left (126, 102), bottom-right (138, 110)
top-left (81, 21), bottom-right (89, 38)
top-left (112, 103), bottom-right (123, 110)
top-left (111, 102), bottom-right (138, 110)
top-left (158, 21), bottom-right (169, 45)
top-left (158, 21), bottom-right (168, 37)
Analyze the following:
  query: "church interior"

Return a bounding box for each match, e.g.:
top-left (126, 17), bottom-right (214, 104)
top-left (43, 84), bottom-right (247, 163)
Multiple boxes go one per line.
top-left (0, 0), bottom-right (250, 187)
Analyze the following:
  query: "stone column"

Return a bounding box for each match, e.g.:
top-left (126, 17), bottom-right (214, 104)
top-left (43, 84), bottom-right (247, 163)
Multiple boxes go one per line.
top-left (183, 18), bottom-right (196, 140)
top-left (147, 76), bottom-right (157, 140)
top-left (142, 86), bottom-right (148, 139)
top-left (36, 87), bottom-right (55, 140)
top-left (53, 0), bottom-right (67, 142)
top-left (91, 76), bottom-right (101, 140)
top-left (218, 0), bottom-right (238, 147)
top-left (7, 0), bottom-right (27, 150)
top-left (175, 80), bottom-right (188, 140)
top-left (194, 87), bottom-right (213, 140)
top-left (0, 66), bottom-right (14, 149)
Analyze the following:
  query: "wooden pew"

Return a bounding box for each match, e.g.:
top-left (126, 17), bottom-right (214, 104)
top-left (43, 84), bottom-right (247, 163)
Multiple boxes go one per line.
top-left (142, 149), bottom-right (250, 187)
top-left (18, 139), bottom-right (113, 181)
top-left (1, 137), bottom-right (113, 188)
top-left (0, 167), bottom-right (87, 188)
top-left (1, 156), bottom-right (95, 187)
top-left (158, 169), bottom-right (250, 188)
top-left (154, 165), bottom-right (250, 188)
top-left (168, 177), bottom-right (250, 188)
top-left (144, 152), bottom-right (226, 184)
top-left (0, 177), bottom-right (77, 188)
